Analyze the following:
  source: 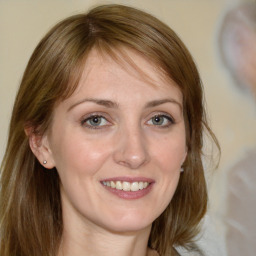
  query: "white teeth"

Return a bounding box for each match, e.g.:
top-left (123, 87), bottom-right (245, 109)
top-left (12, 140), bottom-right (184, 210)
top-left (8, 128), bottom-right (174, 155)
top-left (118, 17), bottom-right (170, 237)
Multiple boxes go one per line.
top-left (102, 181), bottom-right (150, 191)
top-left (110, 181), bottom-right (115, 188)
top-left (123, 182), bottom-right (131, 191)
top-left (116, 181), bottom-right (122, 190)
top-left (138, 182), bottom-right (144, 190)
top-left (130, 182), bottom-right (139, 191)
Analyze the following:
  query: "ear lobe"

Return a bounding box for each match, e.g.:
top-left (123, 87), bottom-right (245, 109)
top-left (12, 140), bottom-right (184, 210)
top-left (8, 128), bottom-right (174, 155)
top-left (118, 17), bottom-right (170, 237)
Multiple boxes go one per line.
top-left (25, 127), bottom-right (55, 169)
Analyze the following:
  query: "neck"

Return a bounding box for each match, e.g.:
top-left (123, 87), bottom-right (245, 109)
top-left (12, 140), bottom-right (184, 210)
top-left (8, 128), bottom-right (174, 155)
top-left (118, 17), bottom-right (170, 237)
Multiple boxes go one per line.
top-left (58, 219), bottom-right (152, 256)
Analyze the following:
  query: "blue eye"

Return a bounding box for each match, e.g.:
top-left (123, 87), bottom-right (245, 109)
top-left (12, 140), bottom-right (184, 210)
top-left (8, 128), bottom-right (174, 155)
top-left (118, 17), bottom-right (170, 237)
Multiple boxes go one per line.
top-left (82, 115), bottom-right (109, 128)
top-left (147, 115), bottom-right (174, 127)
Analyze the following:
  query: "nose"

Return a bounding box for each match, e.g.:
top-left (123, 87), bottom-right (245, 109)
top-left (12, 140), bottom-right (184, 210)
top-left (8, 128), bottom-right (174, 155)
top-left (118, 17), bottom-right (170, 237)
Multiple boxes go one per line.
top-left (113, 126), bottom-right (150, 169)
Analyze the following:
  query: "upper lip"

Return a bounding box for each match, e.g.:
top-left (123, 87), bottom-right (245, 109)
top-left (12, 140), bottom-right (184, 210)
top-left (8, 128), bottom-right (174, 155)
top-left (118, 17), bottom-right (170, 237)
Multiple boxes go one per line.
top-left (100, 176), bottom-right (155, 183)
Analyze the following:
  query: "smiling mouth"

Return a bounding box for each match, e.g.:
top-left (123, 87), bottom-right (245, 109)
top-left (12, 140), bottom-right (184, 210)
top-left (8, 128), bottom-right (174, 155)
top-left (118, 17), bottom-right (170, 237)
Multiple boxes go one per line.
top-left (102, 181), bottom-right (149, 192)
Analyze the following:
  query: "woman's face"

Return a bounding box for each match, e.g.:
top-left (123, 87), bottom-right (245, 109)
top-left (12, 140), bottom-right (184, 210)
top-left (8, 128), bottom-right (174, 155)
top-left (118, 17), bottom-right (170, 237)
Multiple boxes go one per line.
top-left (44, 49), bottom-right (187, 233)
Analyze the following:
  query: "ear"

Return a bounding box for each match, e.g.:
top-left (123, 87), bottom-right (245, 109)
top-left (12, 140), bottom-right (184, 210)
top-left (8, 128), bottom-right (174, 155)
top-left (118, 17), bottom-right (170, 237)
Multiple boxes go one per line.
top-left (181, 148), bottom-right (188, 166)
top-left (25, 127), bottom-right (55, 169)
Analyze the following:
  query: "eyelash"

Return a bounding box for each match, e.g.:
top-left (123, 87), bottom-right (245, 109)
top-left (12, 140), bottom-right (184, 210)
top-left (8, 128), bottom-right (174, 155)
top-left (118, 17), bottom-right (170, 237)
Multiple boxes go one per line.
top-left (81, 114), bottom-right (110, 129)
top-left (80, 113), bottom-right (175, 130)
top-left (146, 114), bottom-right (175, 128)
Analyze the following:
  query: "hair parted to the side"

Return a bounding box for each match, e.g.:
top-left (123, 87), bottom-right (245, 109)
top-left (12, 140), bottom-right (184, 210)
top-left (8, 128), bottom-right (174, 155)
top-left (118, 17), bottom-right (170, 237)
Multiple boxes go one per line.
top-left (0, 4), bottom-right (219, 256)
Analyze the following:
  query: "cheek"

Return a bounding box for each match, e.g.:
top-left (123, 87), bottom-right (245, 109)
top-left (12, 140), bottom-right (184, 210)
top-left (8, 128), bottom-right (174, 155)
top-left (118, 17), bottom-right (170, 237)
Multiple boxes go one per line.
top-left (51, 132), bottom-right (113, 176)
top-left (151, 135), bottom-right (186, 172)
top-left (150, 138), bottom-right (184, 211)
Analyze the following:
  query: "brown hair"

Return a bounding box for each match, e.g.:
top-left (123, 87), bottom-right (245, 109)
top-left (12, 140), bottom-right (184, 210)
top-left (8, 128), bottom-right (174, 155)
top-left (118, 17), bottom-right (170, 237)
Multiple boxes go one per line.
top-left (0, 4), bottom-right (219, 256)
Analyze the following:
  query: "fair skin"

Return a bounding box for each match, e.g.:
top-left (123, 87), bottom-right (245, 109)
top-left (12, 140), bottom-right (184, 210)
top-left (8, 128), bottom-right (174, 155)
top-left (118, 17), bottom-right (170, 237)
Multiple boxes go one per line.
top-left (30, 49), bottom-right (187, 256)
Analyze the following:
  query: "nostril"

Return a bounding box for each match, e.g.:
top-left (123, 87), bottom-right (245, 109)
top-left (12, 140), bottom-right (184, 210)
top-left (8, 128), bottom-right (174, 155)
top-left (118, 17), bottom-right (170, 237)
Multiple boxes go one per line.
top-left (113, 128), bottom-right (150, 169)
top-left (113, 146), bottom-right (149, 169)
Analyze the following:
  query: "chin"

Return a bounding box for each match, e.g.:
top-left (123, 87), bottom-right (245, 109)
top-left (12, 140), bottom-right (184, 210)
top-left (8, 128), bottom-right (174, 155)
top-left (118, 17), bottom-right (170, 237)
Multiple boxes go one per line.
top-left (100, 210), bottom-right (156, 233)
top-left (106, 221), bottom-right (152, 234)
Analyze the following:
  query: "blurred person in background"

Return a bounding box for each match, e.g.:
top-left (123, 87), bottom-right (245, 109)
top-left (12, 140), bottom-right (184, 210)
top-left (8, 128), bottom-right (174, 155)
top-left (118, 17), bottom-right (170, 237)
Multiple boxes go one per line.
top-left (219, 2), bottom-right (256, 255)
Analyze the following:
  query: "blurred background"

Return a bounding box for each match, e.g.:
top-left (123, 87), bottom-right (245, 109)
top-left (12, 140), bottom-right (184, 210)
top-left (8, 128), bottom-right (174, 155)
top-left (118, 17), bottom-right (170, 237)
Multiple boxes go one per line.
top-left (1, 0), bottom-right (255, 255)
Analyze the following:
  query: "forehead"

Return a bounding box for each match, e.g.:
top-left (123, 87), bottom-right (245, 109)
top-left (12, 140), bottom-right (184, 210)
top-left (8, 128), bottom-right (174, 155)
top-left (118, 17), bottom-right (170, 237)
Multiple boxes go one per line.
top-left (73, 47), bottom-right (181, 97)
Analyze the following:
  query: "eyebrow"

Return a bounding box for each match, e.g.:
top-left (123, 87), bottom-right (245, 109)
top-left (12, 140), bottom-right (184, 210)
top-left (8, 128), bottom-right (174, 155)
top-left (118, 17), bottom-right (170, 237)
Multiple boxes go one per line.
top-left (145, 99), bottom-right (182, 110)
top-left (68, 98), bottom-right (182, 111)
top-left (68, 98), bottom-right (118, 111)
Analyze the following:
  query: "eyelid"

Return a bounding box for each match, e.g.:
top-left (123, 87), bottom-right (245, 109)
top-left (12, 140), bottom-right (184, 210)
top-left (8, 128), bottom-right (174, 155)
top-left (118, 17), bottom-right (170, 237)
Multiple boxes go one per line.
top-left (149, 111), bottom-right (175, 121)
top-left (146, 112), bottom-right (175, 127)
top-left (80, 112), bottom-right (112, 129)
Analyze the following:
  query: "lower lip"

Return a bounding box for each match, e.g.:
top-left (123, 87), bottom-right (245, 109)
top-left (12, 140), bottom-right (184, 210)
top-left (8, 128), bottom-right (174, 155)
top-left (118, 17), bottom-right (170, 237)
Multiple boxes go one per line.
top-left (102, 183), bottom-right (154, 200)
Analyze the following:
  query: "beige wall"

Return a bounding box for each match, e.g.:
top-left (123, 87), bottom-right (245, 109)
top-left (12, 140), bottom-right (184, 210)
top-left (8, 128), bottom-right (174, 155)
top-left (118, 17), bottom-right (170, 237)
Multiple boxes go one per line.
top-left (1, 0), bottom-right (256, 255)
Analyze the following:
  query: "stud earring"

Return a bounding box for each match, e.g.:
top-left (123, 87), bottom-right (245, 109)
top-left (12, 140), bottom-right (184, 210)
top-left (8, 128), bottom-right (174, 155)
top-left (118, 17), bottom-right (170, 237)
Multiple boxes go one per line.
top-left (180, 167), bottom-right (184, 172)
top-left (43, 160), bottom-right (47, 165)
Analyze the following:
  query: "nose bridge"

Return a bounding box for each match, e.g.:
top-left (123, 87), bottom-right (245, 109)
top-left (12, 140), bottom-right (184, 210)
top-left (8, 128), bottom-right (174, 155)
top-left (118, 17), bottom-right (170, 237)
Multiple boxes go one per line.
top-left (113, 122), bottom-right (149, 169)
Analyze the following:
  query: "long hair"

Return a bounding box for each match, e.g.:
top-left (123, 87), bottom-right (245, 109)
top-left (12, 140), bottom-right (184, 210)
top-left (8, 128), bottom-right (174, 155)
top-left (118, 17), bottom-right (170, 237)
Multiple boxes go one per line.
top-left (0, 4), bottom-right (219, 255)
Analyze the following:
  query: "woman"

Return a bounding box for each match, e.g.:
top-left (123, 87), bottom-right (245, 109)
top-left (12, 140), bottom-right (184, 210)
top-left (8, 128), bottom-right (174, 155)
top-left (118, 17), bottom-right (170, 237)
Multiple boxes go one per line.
top-left (0, 4), bottom-right (219, 256)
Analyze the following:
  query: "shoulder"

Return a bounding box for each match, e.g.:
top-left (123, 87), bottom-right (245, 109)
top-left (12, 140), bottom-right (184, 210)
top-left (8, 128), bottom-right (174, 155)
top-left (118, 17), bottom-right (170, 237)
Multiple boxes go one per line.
top-left (173, 247), bottom-right (181, 256)
top-left (147, 247), bottom-right (182, 256)
top-left (174, 245), bottom-right (206, 256)
top-left (147, 248), bottom-right (160, 256)
top-left (148, 245), bottom-right (205, 256)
